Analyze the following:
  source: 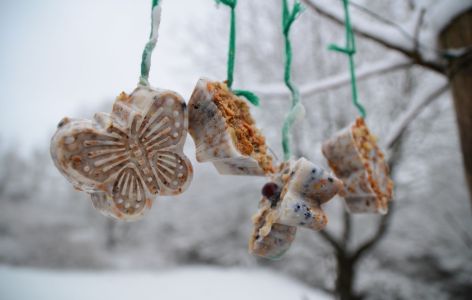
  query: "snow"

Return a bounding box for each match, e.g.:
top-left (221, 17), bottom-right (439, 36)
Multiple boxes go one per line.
top-left (418, 0), bottom-right (472, 32)
top-left (0, 2), bottom-right (470, 299)
top-left (306, 0), bottom-right (414, 52)
top-left (304, 0), bottom-right (472, 73)
top-left (253, 55), bottom-right (411, 98)
top-left (0, 266), bottom-right (330, 300)
top-left (383, 76), bottom-right (448, 149)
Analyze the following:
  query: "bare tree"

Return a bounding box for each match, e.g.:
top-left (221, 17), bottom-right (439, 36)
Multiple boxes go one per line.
top-left (278, 2), bottom-right (470, 299)
top-left (439, 10), bottom-right (472, 203)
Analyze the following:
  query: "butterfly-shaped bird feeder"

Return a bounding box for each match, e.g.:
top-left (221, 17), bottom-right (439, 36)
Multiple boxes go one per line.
top-left (50, 86), bottom-right (193, 221)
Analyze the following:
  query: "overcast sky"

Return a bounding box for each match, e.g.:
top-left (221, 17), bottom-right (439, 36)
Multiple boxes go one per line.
top-left (0, 0), bottom-right (218, 154)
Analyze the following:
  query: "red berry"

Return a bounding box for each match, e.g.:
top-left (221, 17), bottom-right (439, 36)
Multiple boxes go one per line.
top-left (262, 182), bottom-right (279, 199)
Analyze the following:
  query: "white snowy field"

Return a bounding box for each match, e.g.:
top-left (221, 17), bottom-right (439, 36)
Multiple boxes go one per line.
top-left (0, 266), bottom-right (330, 300)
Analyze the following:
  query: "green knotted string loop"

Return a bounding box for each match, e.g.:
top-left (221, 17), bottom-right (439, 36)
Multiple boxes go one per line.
top-left (281, 0), bottom-right (303, 161)
top-left (216, 0), bottom-right (260, 107)
top-left (328, 0), bottom-right (366, 118)
top-left (233, 90), bottom-right (260, 106)
top-left (139, 0), bottom-right (161, 86)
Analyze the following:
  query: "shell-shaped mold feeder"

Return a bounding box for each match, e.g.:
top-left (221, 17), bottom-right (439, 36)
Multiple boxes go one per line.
top-left (250, 199), bottom-right (297, 260)
top-left (50, 85), bottom-right (193, 221)
top-left (188, 78), bottom-right (275, 176)
top-left (322, 117), bottom-right (394, 214)
top-left (249, 158), bottom-right (343, 259)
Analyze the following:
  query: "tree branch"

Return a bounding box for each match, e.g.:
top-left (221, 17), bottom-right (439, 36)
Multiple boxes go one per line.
top-left (384, 83), bottom-right (449, 149)
top-left (301, 0), bottom-right (445, 73)
top-left (341, 210), bottom-right (352, 248)
top-left (319, 228), bottom-right (344, 254)
top-left (413, 8), bottom-right (426, 54)
top-left (351, 202), bottom-right (394, 261)
top-left (253, 56), bottom-right (412, 98)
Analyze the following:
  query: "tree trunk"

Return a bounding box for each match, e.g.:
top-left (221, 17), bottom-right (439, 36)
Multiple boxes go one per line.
top-left (105, 219), bottom-right (117, 250)
top-left (439, 10), bottom-right (472, 203)
top-left (335, 253), bottom-right (360, 300)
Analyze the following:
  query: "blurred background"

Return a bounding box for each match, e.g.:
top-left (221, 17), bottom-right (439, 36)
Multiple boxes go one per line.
top-left (0, 0), bottom-right (471, 299)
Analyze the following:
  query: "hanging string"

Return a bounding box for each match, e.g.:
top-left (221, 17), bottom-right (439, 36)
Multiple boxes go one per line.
top-left (139, 0), bottom-right (162, 86)
top-left (328, 0), bottom-right (366, 118)
top-left (216, 0), bottom-right (260, 106)
top-left (281, 0), bottom-right (304, 161)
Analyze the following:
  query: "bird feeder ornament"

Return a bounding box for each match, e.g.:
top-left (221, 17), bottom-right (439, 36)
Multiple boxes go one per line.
top-left (51, 87), bottom-right (193, 221)
top-left (187, 0), bottom-right (274, 176)
top-left (322, 0), bottom-right (393, 214)
top-left (322, 118), bottom-right (393, 213)
top-left (249, 158), bottom-right (343, 259)
top-left (248, 0), bottom-right (343, 260)
top-left (188, 79), bottom-right (274, 175)
top-left (50, 1), bottom-right (193, 220)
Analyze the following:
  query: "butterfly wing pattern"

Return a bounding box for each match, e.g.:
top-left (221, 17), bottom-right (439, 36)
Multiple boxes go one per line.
top-left (50, 86), bottom-right (193, 221)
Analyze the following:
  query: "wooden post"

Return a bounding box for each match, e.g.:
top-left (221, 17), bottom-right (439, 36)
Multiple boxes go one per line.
top-left (440, 10), bottom-right (472, 202)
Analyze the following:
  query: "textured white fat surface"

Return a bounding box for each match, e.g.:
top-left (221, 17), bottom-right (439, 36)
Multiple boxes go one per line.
top-left (0, 266), bottom-right (330, 300)
top-left (279, 196), bottom-right (304, 225)
top-left (189, 78), bottom-right (265, 175)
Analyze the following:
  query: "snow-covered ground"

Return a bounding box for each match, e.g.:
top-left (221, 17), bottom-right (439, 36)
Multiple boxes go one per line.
top-left (0, 266), bottom-right (330, 300)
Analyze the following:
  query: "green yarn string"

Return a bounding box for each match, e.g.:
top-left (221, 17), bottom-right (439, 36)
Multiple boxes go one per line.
top-left (216, 0), bottom-right (236, 88)
top-left (233, 90), bottom-right (260, 106)
top-left (139, 0), bottom-right (161, 86)
top-left (328, 0), bottom-right (366, 118)
top-left (216, 0), bottom-right (260, 107)
top-left (228, 3), bottom-right (236, 88)
top-left (151, 0), bottom-right (158, 9)
top-left (281, 0), bottom-right (303, 161)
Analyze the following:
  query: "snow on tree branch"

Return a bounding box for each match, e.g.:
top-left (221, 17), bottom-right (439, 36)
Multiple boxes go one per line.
top-left (424, 0), bottom-right (472, 34)
top-left (253, 56), bottom-right (411, 98)
top-left (301, 0), bottom-right (447, 73)
top-left (351, 202), bottom-right (394, 261)
top-left (384, 81), bottom-right (449, 150)
top-left (319, 229), bottom-right (344, 254)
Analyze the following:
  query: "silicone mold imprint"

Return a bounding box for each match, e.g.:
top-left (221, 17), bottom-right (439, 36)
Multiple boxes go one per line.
top-left (322, 117), bottom-right (394, 214)
top-left (188, 78), bottom-right (274, 176)
top-left (249, 158), bottom-right (343, 259)
top-left (50, 85), bottom-right (193, 221)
